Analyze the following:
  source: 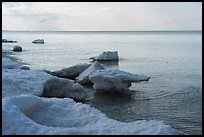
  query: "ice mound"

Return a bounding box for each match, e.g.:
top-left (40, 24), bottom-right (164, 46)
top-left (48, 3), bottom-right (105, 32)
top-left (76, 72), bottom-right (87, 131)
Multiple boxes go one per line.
top-left (51, 63), bottom-right (91, 79)
top-left (2, 58), bottom-right (22, 69)
top-left (76, 61), bottom-right (105, 85)
top-left (2, 94), bottom-right (176, 135)
top-left (89, 69), bottom-right (150, 94)
top-left (2, 69), bottom-right (54, 98)
top-left (90, 51), bottom-right (119, 61)
top-left (42, 78), bottom-right (89, 101)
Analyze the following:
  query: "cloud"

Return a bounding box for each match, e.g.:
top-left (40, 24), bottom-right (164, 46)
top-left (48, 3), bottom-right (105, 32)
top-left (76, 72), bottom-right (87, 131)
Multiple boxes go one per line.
top-left (2, 2), bottom-right (202, 31)
top-left (2, 2), bottom-right (21, 7)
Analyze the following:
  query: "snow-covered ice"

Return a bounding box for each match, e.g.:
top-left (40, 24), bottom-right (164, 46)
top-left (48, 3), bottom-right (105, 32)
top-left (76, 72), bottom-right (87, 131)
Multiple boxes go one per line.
top-left (90, 51), bottom-right (119, 61)
top-left (2, 57), bottom-right (176, 135)
top-left (2, 58), bottom-right (22, 69)
top-left (76, 61), bottom-right (105, 85)
top-left (42, 78), bottom-right (89, 101)
top-left (89, 69), bottom-right (151, 94)
top-left (51, 63), bottom-right (91, 79)
top-left (2, 94), bottom-right (176, 135)
top-left (2, 64), bottom-right (53, 98)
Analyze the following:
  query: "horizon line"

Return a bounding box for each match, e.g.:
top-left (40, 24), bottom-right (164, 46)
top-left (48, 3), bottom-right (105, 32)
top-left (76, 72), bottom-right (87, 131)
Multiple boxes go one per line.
top-left (2, 29), bottom-right (202, 32)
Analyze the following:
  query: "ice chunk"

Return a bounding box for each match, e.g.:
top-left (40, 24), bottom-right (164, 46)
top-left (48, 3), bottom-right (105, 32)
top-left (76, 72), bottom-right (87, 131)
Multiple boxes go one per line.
top-left (76, 61), bottom-right (105, 85)
top-left (89, 69), bottom-right (150, 94)
top-left (90, 51), bottom-right (119, 61)
top-left (42, 78), bottom-right (89, 101)
top-left (51, 63), bottom-right (91, 79)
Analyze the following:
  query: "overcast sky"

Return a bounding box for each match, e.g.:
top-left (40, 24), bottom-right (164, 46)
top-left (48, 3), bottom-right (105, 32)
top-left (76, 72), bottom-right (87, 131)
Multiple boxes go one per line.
top-left (2, 2), bottom-right (202, 31)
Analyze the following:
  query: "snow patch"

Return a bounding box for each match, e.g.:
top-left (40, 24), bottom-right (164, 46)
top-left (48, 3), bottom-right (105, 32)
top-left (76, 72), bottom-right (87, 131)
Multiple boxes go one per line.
top-left (2, 94), bottom-right (176, 135)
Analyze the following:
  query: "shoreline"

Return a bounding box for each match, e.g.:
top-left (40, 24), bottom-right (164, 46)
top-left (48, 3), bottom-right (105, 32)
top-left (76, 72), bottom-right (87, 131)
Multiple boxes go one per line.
top-left (2, 49), bottom-right (176, 135)
top-left (2, 49), bottom-right (29, 65)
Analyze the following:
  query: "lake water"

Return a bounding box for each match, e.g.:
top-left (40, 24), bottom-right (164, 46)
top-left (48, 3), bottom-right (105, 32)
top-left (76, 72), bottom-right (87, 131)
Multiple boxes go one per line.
top-left (2, 31), bottom-right (202, 135)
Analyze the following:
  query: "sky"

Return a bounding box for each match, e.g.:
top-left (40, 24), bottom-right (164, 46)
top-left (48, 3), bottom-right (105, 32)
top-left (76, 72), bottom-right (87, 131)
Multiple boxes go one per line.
top-left (2, 2), bottom-right (202, 31)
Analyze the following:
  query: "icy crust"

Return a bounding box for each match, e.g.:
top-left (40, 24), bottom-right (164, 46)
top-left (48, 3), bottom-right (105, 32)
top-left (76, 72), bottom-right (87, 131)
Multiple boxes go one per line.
top-left (51, 63), bottom-right (91, 79)
top-left (76, 61), bottom-right (105, 85)
top-left (2, 68), bottom-right (54, 98)
top-left (2, 58), bottom-right (22, 69)
top-left (2, 94), bottom-right (176, 135)
top-left (90, 51), bottom-right (119, 61)
top-left (89, 69), bottom-right (151, 94)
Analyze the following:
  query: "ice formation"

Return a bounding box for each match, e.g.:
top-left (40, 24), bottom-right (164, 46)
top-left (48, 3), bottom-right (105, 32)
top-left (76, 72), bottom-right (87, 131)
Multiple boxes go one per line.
top-left (2, 57), bottom-right (176, 135)
top-left (76, 61), bottom-right (105, 85)
top-left (51, 63), bottom-right (91, 79)
top-left (2, 94), bottom-right (176, 135)
top-left (90, 51), bottom-right (119, 61)
top-left (89, 69), bottom-right (151, 94)
top-left (42, 78), bottom-right (89, 101)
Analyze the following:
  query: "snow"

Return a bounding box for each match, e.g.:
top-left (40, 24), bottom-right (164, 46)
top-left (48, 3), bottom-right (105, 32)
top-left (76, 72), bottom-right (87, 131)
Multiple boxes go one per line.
top-left (2, 65), bottom-right (53, 98)
top-left (51, 63), bottom-right (91, 79)
top-left (2, 94), bottom-right (176, 135)
top-left (76, 61), bottom-right (105, 85)
top-left (90, 51), bottom-right (119, 61)
top-left (2, 58), bottom-right (22, 69)
top-left (89, 69), bottom-right (151, 94)
top-left (2, 57), bottom-right (176, 135)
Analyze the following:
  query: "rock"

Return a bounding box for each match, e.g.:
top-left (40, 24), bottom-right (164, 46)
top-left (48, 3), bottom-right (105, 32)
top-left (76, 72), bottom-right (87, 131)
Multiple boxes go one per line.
top-left (42, 78), bottom-right (89, 101)
top-left (2, 39), bottom-right (17, 43)
top-left (32, 39), bottom-right (44, 44)
top-left (89, 69), bottom-right (150, 94)
top-left (76, 61), bottom-right (105, 85)
top-left (20, 66), bottom-right (30, 70)
top-left (13, 45), bottom-right (22, 52)
top-left (90, 51), bottom-right (119, 61)
top-left (51, 63), bottom-right (91, 79)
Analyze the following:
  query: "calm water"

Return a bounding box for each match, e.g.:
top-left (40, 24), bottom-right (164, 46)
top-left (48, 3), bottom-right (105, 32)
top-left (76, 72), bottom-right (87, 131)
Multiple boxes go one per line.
top-left (2, 31), bottom-right (202, 135)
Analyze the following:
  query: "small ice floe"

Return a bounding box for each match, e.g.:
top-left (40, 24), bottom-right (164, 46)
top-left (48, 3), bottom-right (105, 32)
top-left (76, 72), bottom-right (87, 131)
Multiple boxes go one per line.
top-left (2, 38), bottom-right (17, 43)
top-left (42, 78), bottom-right (89, 102)
top-left (13, 45), bottom-right (22, 52)
top-left (76, 61), bottom-right (105, 85)
top-left (51, 63), bottom-right (91, 80)
top-left (89, 69), bottom-right (150, 94)
top-left (32, 39), bottom-right (45, 44)
top-left (90, 51), bottom-right (119, 61)
top-left (2, 94), bottom-right (176, 135)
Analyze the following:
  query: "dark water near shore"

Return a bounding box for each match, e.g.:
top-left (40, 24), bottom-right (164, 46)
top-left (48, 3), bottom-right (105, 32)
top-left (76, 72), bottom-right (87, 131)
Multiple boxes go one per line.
top-left (2, 31), bottom-right (202, 135)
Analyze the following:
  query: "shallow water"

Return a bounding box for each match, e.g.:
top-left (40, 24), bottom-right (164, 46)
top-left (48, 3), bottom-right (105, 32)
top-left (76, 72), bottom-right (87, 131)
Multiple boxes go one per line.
top-left (2, 31), bottom-right (202, 135)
